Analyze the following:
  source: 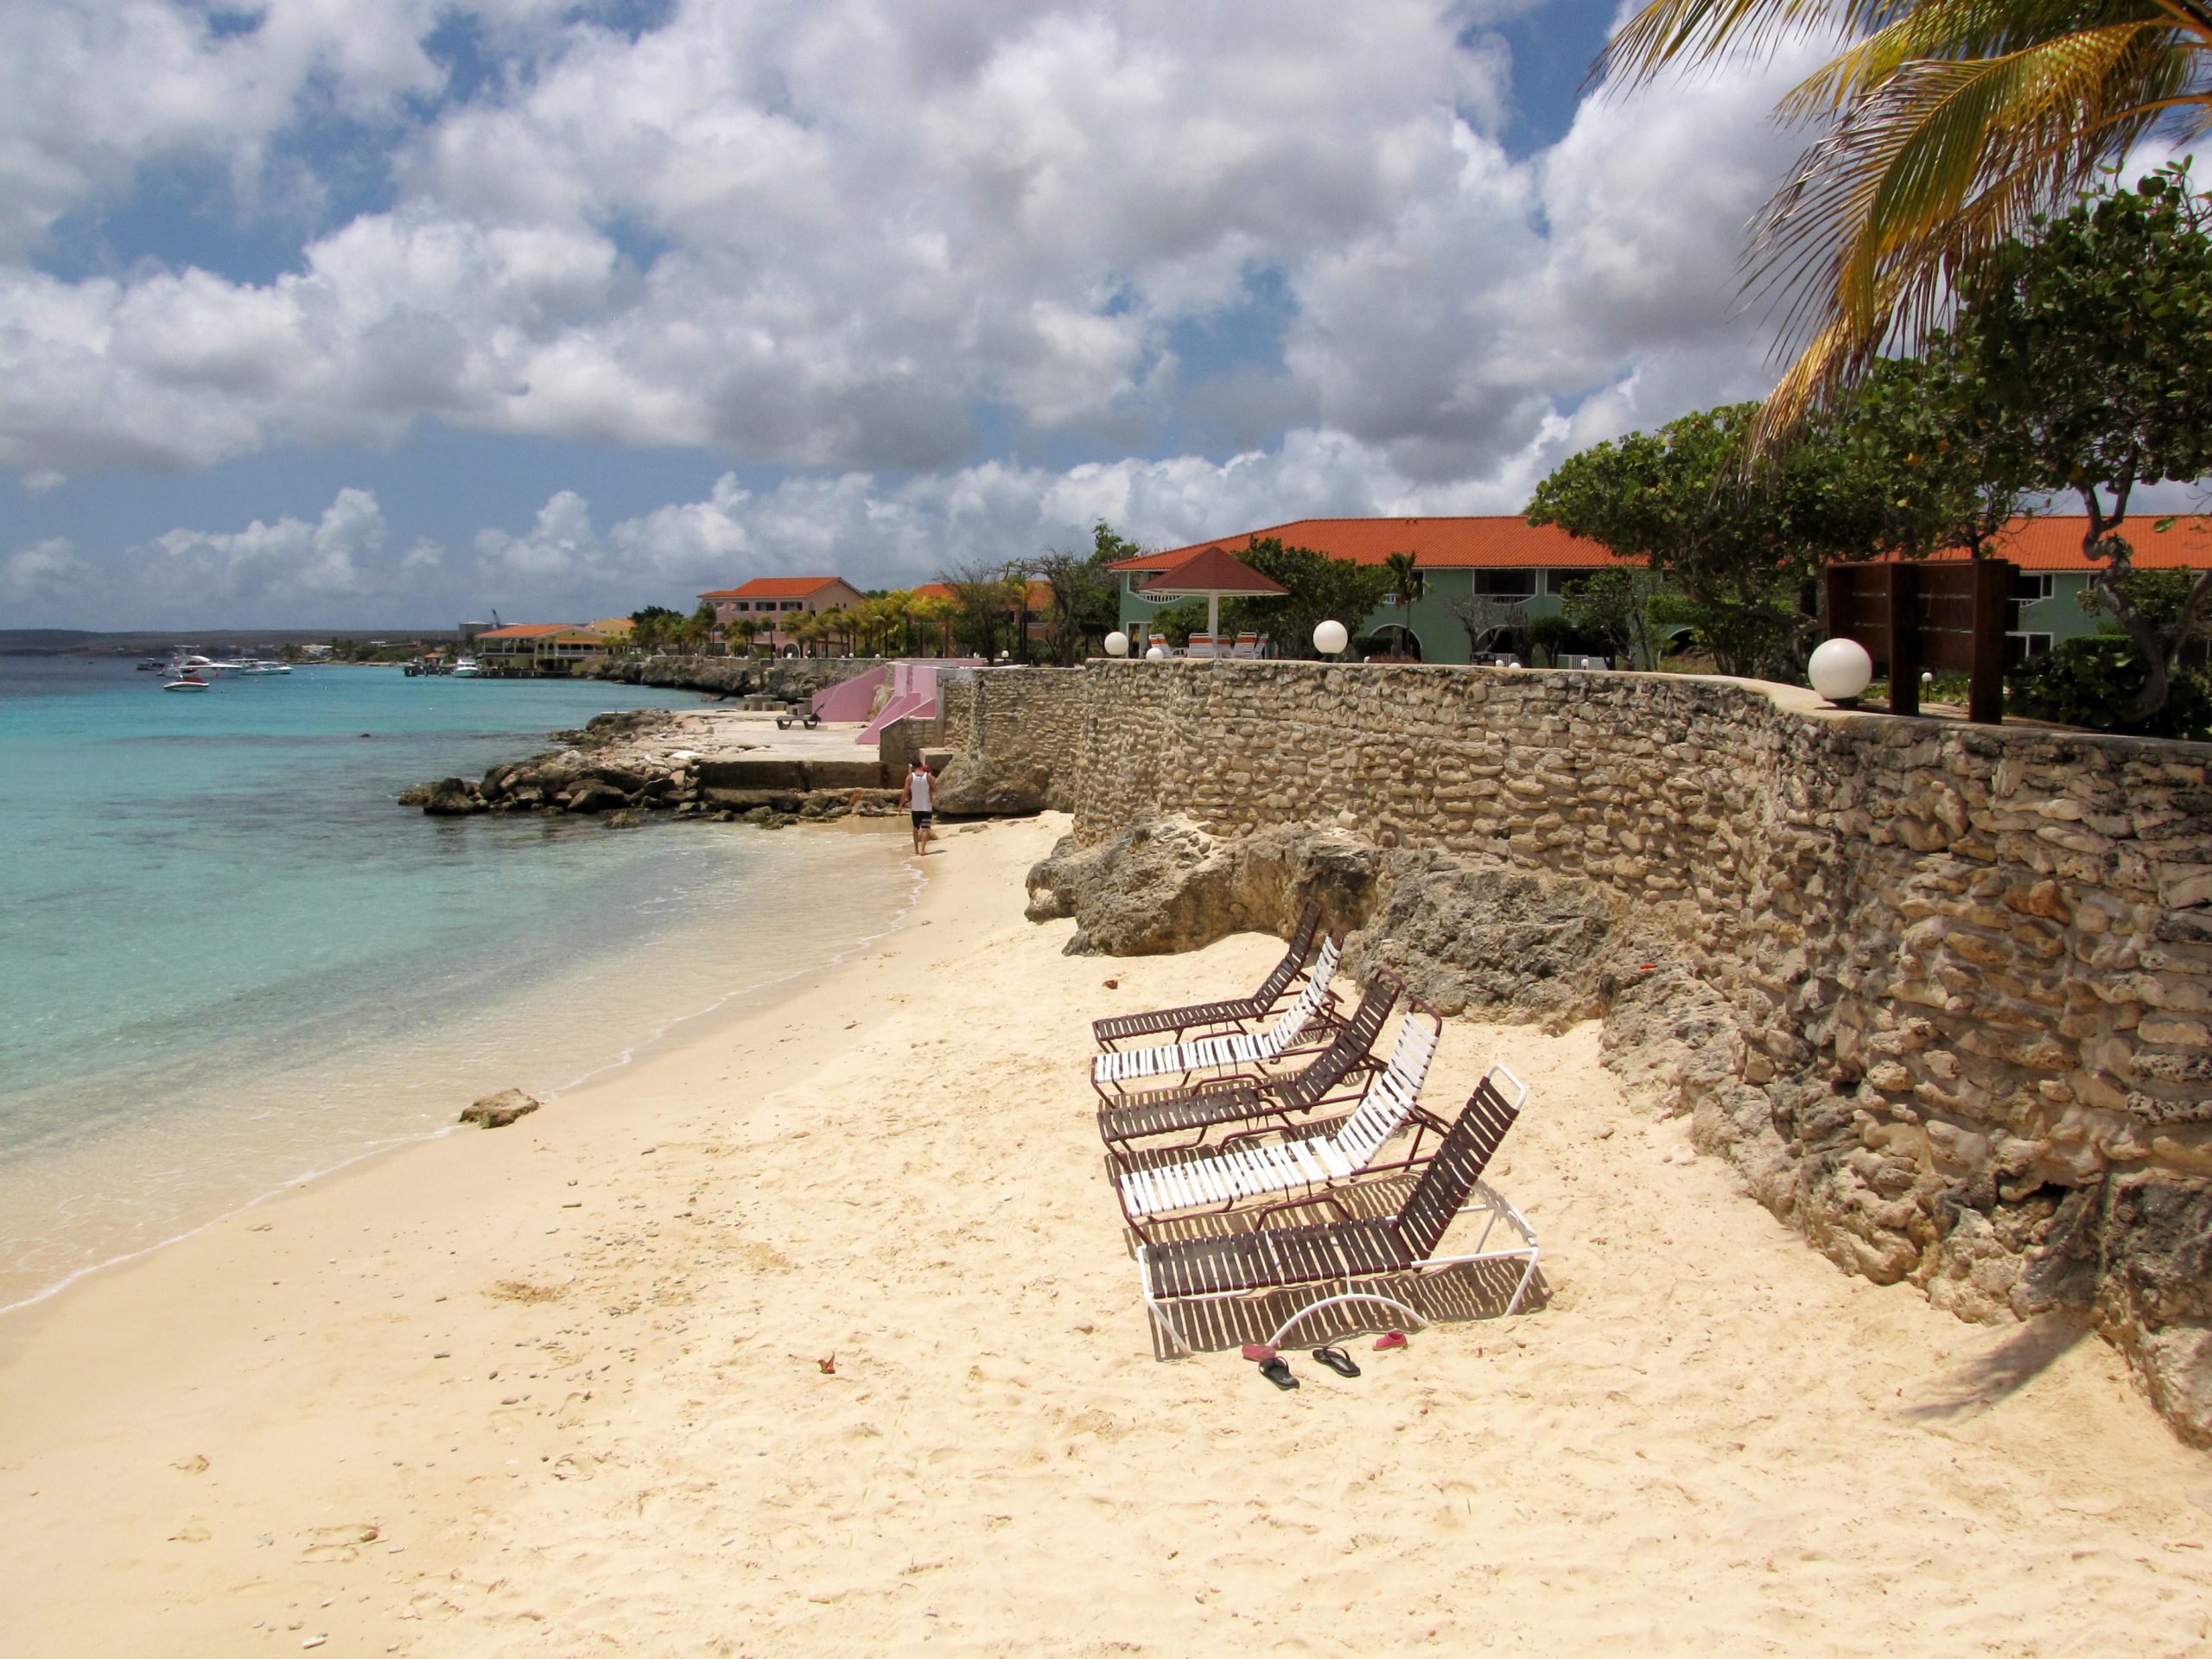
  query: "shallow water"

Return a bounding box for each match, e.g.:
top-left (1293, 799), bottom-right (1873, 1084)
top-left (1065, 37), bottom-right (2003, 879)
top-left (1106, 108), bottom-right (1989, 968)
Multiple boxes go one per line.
top-left (0, 657), bottom-right (915, 1309)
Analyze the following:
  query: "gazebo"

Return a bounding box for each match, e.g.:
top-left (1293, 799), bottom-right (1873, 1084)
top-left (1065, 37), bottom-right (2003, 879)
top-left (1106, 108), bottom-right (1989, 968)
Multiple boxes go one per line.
top-left (1136, 545), bottom-right (1288, 654)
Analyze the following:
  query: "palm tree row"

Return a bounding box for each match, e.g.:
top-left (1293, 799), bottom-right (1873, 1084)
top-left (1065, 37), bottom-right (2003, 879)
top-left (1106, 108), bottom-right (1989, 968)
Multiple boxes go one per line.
top-left (1602, 0), bottom-right (2212, 441)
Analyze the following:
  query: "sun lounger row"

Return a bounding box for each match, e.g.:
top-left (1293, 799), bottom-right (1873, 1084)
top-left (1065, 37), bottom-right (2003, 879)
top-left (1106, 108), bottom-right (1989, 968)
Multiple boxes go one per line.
top-left (1082, 908), bottom-right (1541, 1357)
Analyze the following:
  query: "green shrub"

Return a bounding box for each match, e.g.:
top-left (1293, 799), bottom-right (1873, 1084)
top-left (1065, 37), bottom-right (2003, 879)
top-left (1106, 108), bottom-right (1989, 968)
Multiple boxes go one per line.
top-left (2007, 636), bottom-right (2212, 740)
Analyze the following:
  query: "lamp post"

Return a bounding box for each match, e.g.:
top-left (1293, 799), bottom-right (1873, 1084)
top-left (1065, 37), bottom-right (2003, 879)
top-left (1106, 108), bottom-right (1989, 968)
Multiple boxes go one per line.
top-left (1808, 638), bottom-right (1874, 708)
top-left (1313, 619), bottom-right (1349, 658)
top-left (1145, 643), bottom-right (1167, 661)
top-left (1104, 631), bottom-right (1128, 658)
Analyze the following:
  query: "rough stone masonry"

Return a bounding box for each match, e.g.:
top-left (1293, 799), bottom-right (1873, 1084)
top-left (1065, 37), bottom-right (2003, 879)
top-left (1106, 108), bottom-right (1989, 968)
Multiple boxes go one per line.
top-left (929, 658), bottom-right (2212, 1445)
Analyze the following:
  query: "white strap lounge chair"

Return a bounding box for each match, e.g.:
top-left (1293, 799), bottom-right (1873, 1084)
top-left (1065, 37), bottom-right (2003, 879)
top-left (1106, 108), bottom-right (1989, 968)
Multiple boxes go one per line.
top-left (1090, 936), bottom-right (1342, 1098)
top-left (1114, 1012), bottom-right (1480, 1240)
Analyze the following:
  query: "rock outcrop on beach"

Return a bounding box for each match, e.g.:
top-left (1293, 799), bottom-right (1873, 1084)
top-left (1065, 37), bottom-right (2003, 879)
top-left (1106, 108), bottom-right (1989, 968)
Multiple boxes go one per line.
top-left (460, 1088), bottom-right (541, 1128)
top-left (1025, 816), bottom-right (1381, 955)
top-left (582, 655), bottom-right (862, 700)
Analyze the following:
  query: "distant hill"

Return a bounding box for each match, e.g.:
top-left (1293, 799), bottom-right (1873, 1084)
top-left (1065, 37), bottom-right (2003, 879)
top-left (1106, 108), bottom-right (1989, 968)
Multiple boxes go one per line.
top-left (1, 628), bottom-right (464, 656)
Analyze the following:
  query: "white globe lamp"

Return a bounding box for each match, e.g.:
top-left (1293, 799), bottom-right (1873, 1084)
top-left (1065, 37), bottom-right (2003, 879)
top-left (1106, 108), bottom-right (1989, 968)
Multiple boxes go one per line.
top-left (1313, 619), bottom-right (1350, 658)
top-left (1145, 643), bottom-right (1167, 661)
top-left (1808, 638), bottom-right (1874, 707)
top-left (1104, 630), bottom-right (1129, 658)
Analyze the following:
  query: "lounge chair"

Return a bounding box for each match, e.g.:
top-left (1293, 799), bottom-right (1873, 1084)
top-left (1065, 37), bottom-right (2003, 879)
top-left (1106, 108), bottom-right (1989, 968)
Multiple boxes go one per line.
top-left (1090, 935), bottom-right (1343, 1100)
top-left (1094, 902), bottom-right (1323, 1052)
top-left (1110, 1006), bottom-right (1471, 1243)
top-left (1097, 970), bottom-right (1400, 1149)
top-left (1135, 1071), bottom-right (1538, 1357)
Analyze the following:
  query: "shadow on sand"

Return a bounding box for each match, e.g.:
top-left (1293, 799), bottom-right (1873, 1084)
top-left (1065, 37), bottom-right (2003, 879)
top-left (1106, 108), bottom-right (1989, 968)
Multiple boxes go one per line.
top-left (1901, 1313), bottom-right (2090, 1421)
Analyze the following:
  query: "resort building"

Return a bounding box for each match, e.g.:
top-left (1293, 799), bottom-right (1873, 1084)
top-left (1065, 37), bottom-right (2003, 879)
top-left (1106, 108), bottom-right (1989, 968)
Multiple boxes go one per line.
top-left (1108, 518), bottom-right (1632, 664)
top-left (473, 623), bottom-right (614, 677)
top-left (697, 576), bottom-right (868, 652)
top-left (1110, 513), bottom-right (2212, 665)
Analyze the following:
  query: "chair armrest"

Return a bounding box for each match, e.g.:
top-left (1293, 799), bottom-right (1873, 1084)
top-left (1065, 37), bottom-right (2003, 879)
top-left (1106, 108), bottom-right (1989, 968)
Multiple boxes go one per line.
top-left (1249, 1192), bottom-right (1351, 1226)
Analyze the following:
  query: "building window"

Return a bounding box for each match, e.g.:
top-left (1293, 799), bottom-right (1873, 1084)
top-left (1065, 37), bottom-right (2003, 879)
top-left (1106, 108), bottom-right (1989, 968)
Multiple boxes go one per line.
top-left (1475, 569), bottom-right (1537, 598)
top-left (2007, 572), bottom-right (2056, 634)
top-left (2007, 632), bottom-right (2053, 664)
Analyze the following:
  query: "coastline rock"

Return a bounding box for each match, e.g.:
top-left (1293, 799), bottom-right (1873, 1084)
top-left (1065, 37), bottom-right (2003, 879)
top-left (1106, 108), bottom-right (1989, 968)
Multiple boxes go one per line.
top-left (419, 778), bottom-right (483, 816)
top-left (1025, 815), bottom-right (1381, 956)
top-left (460, 1089), bottom-right (541, 1129)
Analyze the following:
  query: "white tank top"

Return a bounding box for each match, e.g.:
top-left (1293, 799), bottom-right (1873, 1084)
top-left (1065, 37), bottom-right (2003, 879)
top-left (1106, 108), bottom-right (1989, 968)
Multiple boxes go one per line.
top-left (909, 769), bottom-right (933, 810)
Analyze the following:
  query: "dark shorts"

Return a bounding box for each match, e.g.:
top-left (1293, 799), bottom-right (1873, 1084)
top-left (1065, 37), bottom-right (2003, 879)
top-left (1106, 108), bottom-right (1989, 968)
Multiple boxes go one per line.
top-left (912, 810), bottom-right (932, 829)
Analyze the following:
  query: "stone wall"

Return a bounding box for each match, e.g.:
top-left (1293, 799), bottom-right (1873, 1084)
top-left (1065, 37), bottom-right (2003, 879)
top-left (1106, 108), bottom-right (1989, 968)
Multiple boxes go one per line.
top-left (931, 667), bottom-right (1088, 814)
top-left (968, 658), bottom-right (2212, 1442)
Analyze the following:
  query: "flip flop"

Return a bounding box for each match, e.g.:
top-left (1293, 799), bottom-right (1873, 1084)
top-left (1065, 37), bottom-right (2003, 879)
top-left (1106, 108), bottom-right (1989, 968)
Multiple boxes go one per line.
top-left (1257, 1356), bottom-right (1300, 1390)
top-left (1373, 1331), bottom-right (1408, 1351)
top-left (1310, 1346), bottom-right (1361, 1378)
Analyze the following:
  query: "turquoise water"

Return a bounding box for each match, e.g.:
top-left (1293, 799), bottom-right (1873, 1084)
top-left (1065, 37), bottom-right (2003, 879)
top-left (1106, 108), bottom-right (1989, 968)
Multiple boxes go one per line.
top-left (0, 658), bottom-right (915, 1309)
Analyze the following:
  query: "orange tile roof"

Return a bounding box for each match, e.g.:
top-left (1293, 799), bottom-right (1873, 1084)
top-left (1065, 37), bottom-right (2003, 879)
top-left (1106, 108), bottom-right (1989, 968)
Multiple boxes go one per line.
top-left (1108, 517), bottom-right (1634, 573)
top-left (1942, 515), bottom-right (2212, 569)
top-left (1137, 544), bottom-right (1288, 596)
top-left (1109, 512), bottom-right (2212, 575)
top-left (476, 623), bottom-right (575, 639)
top-left (699, 575), bottom-right (852, 600)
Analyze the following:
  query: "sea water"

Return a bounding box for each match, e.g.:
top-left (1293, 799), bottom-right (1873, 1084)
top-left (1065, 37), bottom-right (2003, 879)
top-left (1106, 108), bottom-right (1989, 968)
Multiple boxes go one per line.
top-left (0, 657), bottom-right (918, 1310)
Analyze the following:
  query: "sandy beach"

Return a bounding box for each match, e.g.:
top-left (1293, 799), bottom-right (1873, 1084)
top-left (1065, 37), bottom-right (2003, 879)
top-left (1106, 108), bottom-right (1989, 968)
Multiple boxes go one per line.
top-left (3, 811), bottom-right (2209, 1657)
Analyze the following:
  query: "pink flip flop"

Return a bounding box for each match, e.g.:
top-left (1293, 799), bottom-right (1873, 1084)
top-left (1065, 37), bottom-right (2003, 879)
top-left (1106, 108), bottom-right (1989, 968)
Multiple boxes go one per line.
top-left (1373, 1331), bottom-right (1408, 1351)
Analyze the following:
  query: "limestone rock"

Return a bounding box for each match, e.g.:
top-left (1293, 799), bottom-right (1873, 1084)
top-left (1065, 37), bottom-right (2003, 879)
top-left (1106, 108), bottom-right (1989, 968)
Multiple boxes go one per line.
top-left (1341, 849), bottom-right (1626, 1028)
top-left (460, 1088), bottom-right (541, 1128)
top-left (418, 778), bottom-right (482, 816)
top-left (1024, 816), bottom-right (1381, 956)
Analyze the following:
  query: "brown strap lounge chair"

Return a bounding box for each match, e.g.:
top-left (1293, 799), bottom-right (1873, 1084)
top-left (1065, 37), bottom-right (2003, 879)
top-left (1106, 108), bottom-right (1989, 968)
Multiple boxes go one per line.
top-left (1096, 970), bottom-right (1400, 1150)
top-left (1092, 902), bottom-right (1325, 1051)
top-left (1134, 1071), bottom-right (1537, 1357)
top-left (1090, 934), bottom-right (1343, 1100)
top-left (1110, 1007), bottom-right (1485, 1244)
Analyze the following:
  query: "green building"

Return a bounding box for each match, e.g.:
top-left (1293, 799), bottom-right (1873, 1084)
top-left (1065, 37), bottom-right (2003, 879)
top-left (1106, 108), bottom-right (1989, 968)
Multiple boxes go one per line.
top-left (1108, 514), bottom-right (2212, 664)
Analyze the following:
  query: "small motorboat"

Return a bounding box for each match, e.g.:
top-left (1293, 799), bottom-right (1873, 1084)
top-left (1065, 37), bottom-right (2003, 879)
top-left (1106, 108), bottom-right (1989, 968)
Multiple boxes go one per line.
top-left (162, 673), bottom-right (211, 692)
top-left (449, 656), bottom-right (482, 677)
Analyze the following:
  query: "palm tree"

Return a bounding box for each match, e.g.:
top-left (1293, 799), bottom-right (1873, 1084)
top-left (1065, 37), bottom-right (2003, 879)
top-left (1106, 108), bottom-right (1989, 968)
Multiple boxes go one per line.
top-left (1601, 0), bottom-right (2212, 439)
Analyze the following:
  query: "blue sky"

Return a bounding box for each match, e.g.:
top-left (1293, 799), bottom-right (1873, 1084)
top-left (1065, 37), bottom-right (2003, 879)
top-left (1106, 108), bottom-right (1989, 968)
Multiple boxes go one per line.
top-left (3, 1), bottom-right (1830, 628)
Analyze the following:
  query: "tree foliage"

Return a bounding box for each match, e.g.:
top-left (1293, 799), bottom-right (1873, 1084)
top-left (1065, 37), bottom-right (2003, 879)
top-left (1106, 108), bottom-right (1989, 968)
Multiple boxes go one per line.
top-left (1216, 538), bottom-right (1393, 658)
top-left (1526, 402), bottom-right (1899, 677)
top-left (1962, 164), bottom-right (2212, 717)
top-left (1600, 0), bottom-right (2212, 442)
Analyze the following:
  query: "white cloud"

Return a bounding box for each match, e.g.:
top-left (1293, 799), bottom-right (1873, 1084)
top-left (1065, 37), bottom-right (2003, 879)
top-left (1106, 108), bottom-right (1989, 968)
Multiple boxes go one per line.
top-left (0, 0), bottom-right (1806, 485)
top-left (130, 486), bottom-right (414, 612)
top-left (3, 535), bottom-right (86, 606)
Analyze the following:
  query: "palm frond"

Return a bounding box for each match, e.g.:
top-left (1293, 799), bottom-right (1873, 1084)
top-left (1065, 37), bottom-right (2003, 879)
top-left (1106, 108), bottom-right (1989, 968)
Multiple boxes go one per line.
top-left (1745, 23), bottom-right (2203, 442)
top-left (1599, 0), bottom-right (1891, 88)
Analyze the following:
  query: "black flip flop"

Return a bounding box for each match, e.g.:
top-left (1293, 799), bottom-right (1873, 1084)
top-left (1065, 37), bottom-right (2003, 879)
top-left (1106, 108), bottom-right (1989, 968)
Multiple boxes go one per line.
top-left (1310, 1346), bottom-right (1362, 1378)
top-left (1257, 1356), bottom-right (1300, 1390)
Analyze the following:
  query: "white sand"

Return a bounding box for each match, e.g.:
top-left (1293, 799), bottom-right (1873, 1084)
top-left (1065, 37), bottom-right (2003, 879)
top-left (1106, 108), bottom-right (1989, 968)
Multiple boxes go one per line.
top-left (3, 812), bottom-right (2208, 1656)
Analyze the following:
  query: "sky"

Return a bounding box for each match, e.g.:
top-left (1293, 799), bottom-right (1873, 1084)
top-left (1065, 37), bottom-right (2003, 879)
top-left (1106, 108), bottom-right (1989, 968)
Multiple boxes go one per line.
top-left (0, 0), bottom-right (2085, 629)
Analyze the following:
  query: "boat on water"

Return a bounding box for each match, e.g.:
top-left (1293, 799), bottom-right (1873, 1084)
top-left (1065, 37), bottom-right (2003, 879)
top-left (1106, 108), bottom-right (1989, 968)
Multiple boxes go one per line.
top-left (448, 656), bottom-right (482, 677)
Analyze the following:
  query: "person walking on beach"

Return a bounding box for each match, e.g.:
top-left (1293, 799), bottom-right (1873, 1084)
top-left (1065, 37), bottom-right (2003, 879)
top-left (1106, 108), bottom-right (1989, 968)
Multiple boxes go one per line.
top-left (900, 759), bottom-right (935, 855)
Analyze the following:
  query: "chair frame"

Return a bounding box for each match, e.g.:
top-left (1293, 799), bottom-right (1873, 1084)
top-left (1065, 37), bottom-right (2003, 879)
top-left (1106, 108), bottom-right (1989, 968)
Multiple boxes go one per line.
top-left (1090, 933), bottom-right (1345, 1102)
top-left (1110, 1008), bottom-right (1478, 1245)
top-left (1133, 1073), bottom-right (1539, 1358)
top-left (1093, 902), bottom-right (1323, 1052)
top-left (1096, 970), bottom-right (1401, 1150)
